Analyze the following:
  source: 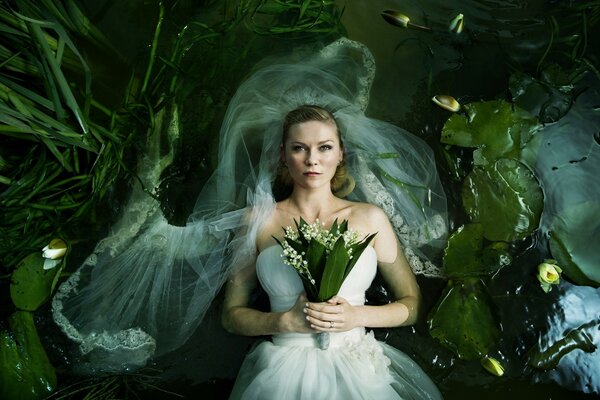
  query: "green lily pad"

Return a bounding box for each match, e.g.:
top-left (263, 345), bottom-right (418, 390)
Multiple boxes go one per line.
top-left (549, 201), bottom-right (600, 286)
top-left (462, 158), bottom-right (543, 242)
top-left (444, 224), bottom-right (511, 278)
top-left (441, 100), bottom-right (542, 166)
top-left (0, 311), bottom-right (57, 400)
top-left (428, 278), bottom-right (501, 360)
top-left (510, 63), bottom-right (585, 123)
top-left (10, 253), bottom-right (63, 311)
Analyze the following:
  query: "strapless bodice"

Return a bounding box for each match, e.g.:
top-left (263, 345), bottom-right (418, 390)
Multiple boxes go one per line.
top-left (256, 245), bottom-right (378, 313)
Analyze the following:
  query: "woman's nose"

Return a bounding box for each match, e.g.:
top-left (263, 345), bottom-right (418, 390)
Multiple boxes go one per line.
top-left (304, 151), bottom-right (317, 165)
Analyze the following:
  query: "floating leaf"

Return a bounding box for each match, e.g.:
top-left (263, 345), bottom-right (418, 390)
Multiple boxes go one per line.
top-left (428, 278), bottom-right (501, 360)
top-left (549, 201), bottom-right (600, 286)
top-left (0, 311), bottom-right (57, 400)
top-left (510, 63), bottom-right (584, 123)
top-left (10, 253), bottom-right (63, 311)
top-left (443, 224), bottom-right (511, 278)
top-left (462, 158), bottom-right (543, 242)
top-left (441, 100), bottom-right (542, 166)
top-left (528, 320), bottom-right (598, 371)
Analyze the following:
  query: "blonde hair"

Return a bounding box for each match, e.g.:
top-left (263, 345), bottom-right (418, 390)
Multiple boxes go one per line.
top-left (278, 105), bottom-right (355, 198)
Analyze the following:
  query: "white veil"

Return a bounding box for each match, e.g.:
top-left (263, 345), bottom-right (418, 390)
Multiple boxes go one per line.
top-left (52, 38), bottom-right (447, 372)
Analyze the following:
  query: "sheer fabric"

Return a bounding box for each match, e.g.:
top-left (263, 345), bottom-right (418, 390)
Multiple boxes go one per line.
top-left (52, 38), bottom-right (447, 372)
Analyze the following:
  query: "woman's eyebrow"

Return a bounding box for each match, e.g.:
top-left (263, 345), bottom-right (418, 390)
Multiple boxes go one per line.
top-left (290, 140), bottom-right (334, 145)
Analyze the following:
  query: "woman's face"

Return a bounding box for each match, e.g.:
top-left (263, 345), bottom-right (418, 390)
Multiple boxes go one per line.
top-left (282, 120), bottom-right (343, 191)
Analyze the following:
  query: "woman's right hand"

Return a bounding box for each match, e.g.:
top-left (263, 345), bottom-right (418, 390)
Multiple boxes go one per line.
top-left (281, 293), bottom-right (316, 333)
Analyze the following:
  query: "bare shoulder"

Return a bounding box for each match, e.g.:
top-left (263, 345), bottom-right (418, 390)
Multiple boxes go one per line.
top-left (347, 202), bottom-right (391, 231)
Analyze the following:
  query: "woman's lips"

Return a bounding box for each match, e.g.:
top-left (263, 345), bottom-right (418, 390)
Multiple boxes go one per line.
top-left (304, 172), bottom-right (321, 176)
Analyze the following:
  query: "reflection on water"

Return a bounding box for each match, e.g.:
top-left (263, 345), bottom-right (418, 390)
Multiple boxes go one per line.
top-left (57, 0), bottom-right (600, 398)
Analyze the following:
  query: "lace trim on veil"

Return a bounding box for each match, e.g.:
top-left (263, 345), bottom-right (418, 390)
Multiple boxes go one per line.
top-left (51, 38), bottom-right (447, 373)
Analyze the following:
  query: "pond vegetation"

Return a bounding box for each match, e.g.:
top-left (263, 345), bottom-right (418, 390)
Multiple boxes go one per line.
top-left (1, 0), bottom-right (599, 398)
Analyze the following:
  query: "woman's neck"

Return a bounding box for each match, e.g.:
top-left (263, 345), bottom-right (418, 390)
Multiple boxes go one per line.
top-left (285, 186), bottom-right (340, 223)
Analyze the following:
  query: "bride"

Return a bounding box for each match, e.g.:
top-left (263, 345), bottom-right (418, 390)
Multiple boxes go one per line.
top-left (52, 37), bottom-right (447, 396)
top-left (223, 104), bottom-right (443, 399)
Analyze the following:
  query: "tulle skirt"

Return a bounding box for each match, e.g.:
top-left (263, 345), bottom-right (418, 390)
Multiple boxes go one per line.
top-left (229, 329), bottom-right (442, 400)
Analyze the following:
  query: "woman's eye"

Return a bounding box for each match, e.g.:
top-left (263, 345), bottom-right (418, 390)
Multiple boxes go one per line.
top-left (320, 145), bottom-right (333, 151)
top-left (292, 145), bottom-right (305, 151)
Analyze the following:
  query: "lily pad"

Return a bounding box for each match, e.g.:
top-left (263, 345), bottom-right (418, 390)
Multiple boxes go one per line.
top-left (443, 224), bottom-right (511, 277)
top-left (462, 158), bottom-right (543, 242)
top-left (0, 311), bottom-right (57, 400)
top-left (549, 201), bottom-right (600, 286)
top-left (428, 278), bottom-right (501, 360)
top-left (510, 63), bottom-right (585, 123)
top-left (441, 100), bottom-right (542, 166)
top-left (10, 253), bottom-right (63, 311)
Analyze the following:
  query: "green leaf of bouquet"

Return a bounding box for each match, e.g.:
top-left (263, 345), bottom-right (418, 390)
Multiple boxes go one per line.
top-left (428, 278), bottom-right (501, 360)
top-left (10, 253), bottom-right (62, 311)
top-left (318, 237), bottom-right (350, 301)
top-left (462, 158), bottom-right (543, 242)
top-left (0, 311), bottom-right (56, 400)
top-left (306, 239), bottom-right (327, 286)
top-left (441, 100), bottom-right (542, 166)
top-left (549, 201), bottom-right (600, 286)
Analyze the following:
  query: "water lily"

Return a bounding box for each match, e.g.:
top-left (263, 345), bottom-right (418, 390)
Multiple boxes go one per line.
top-left (537, 259), bottom-right (563, 293)
top-left (481, 356), bottom-right (504, 376)
top-left (432, 95), bottom-right (461, 112)
top-left (42, 238), bottom-right (67, 270)
top-left (381, 10), bottom-right (431, 31)
top-left (449, 13), bottom-right (464, 34)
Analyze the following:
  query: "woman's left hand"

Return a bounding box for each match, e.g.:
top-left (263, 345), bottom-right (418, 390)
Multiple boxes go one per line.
top-left (304, 296), bottom-right (359, 332)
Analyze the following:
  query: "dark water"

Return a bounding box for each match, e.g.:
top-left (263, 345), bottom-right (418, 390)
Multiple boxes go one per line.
top-left (47, 0), bottom-right (600, 398)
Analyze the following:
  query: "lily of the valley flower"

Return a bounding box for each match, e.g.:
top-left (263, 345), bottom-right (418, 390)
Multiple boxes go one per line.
top-left (481, 356), bottom-right (504, 376)
top-left (537, 259), bottom-right (563, 293)
top-left (449, 13), bottom-right (464, 34)
top-left (42, 238), bottom-right (67, 270)
top-left (432, 95), bottom-right (461, 112)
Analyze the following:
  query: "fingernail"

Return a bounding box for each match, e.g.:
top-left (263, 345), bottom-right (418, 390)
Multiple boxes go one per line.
top-left (306, 316), bottom-right (310, 321)
top-left (303, 308), bottom-right (307, 313)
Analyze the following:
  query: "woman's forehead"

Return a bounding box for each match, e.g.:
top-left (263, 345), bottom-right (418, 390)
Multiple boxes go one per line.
top-left (286, 120), bottom-right (339, 142)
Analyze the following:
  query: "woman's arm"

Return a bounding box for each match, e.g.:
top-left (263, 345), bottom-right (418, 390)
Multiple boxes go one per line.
top-left (304, 206), bottom-right (421, 331)
top-left (221, 262), bottom-right (313, 336)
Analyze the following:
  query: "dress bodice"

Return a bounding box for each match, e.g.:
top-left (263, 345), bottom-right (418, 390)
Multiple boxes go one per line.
top-left (256, 245), bottom-right (378, 313)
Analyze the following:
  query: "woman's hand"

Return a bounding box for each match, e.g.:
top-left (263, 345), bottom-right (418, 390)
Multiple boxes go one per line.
top-left (304, 296), bottom-right (359, 332)
top-left (281, 293), bottom-right (317, 333)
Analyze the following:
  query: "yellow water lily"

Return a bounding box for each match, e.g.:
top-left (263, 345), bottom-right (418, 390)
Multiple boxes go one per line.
top-left (481, 356), bottom-right (504, 376)
top-left (42, 238), bottom-right (67, 270)
top-left (537, 259), bottom-right (563, 293)
top-left (449, 13), bottom-right (464, 34)
top-left (431, 95), bottom-right (461, 112)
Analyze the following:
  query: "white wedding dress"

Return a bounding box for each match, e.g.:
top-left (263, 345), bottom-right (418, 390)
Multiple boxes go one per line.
top-left (229, 245), bottom-right (443, 400)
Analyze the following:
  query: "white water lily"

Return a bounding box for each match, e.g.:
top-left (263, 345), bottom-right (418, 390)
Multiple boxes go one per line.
top-left (481, 356), bottom-right (504, 376)
top-left (42, 238), bottom-right (67, 270)
top-left (537, 259), bottom-right (563, 293)
top-left (449, 13), bottom-right (464, 34)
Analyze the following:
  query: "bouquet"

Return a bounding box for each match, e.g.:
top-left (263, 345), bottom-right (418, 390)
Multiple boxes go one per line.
top-left (275, 218), bottom-right (376, 349)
